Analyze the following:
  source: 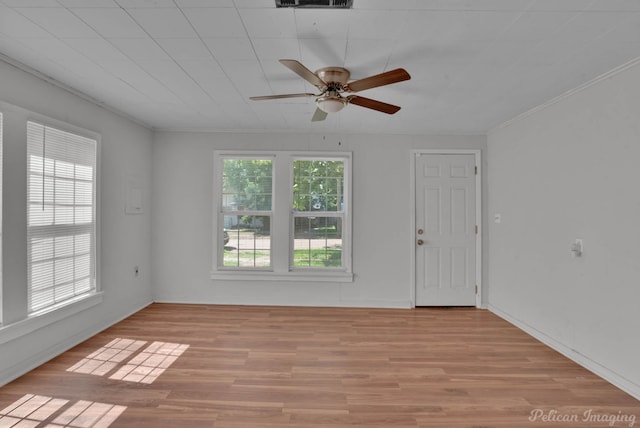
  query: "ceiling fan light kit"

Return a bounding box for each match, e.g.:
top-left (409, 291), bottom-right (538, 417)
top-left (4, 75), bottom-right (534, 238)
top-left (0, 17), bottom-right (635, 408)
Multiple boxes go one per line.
top-left (316, 96), bottom-right (346, 113)
top-left (250, 59), bottom-right (411, 122)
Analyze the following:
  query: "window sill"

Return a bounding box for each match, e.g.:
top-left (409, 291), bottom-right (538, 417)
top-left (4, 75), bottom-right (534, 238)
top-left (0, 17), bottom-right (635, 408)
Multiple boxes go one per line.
top-left (0, 292), bottom-right (103, 345)
top-left (210, 270), bottom-right (354, 283)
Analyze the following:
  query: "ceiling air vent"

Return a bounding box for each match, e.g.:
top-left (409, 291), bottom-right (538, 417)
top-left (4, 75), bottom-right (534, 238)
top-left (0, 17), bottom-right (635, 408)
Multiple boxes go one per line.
top-left (275, 0), bottom-right (353, 8)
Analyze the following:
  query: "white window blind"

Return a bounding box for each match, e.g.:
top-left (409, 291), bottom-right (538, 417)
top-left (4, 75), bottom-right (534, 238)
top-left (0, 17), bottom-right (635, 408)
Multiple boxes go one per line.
top-left (27, 121), bottom-right (97, 314)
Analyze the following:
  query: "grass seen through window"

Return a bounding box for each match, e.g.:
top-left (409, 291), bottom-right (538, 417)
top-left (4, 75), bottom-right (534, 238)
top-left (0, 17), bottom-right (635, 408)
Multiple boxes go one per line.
top-left (223, 226), bottom-right (342, 268)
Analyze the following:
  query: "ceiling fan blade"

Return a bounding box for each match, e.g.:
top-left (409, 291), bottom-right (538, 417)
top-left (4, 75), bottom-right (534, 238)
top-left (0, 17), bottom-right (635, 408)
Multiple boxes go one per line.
top-left (279, 59), bottom-right (327, 88)
top-left (347, 96), bottom-right (401, 115)
top-left (250, 93), bottom-right (317, 100)
top-left (311, 107), bottom-right (328, 122)
top-left (346, 68), bottom-right (411, 92)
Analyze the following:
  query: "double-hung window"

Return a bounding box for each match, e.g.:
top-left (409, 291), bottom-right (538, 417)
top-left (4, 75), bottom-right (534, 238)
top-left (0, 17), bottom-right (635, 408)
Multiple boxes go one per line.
top-left (27, 121), bottom-right (98, 314)
top-left (213, 151), bottom-right (352, 281)
top-left (221, 157), bottom-right (273, 269)
top-left (292, 158), bottom-right (345, 269)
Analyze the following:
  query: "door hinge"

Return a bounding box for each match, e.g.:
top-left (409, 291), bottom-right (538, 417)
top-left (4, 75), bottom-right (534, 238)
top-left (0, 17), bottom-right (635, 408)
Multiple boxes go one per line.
top-left (474, 165), bottom-right (478, 175)
top-left (475, 225), bottom-right (478, 234)
top-left (475, 285), bottom-right (478, 294)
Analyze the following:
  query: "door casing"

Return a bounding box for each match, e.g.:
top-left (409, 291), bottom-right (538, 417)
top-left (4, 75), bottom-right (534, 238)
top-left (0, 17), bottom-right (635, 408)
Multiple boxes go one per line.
top-left (409, 150), bottom-right (482, 308)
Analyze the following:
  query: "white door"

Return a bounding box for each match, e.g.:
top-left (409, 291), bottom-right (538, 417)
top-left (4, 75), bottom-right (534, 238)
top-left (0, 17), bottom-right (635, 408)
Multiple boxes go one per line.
top-left (415, 154), bottom-right (477, 306)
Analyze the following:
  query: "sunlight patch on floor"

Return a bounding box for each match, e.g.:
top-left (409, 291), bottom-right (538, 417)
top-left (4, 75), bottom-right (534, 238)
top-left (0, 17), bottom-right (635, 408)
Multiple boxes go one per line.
top-left (67, 338), bottom-right (147, 376)
top-left (66, 339), bottom-right (189, 384)
top-left (0, 394), bottom-right (126, 428)
top-left (109, 341), bottom-right (190, 384)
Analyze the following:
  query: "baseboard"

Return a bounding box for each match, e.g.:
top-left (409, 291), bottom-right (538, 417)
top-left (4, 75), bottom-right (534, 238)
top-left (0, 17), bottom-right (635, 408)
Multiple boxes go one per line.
top-left (0, 302), bottom-right (151, 387)
top-left (152, 298), bottom-right (413, 309)
top-left (488, 304), bottom-right (640, 400)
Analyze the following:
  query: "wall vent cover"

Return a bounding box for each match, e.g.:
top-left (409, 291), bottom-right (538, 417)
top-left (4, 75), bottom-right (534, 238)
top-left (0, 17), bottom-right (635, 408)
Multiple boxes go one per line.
top-left (275, 0), bottom-right (353, 8)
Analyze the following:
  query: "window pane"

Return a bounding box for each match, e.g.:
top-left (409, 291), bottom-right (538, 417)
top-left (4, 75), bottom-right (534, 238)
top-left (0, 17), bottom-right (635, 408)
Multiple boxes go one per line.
top-left (222, 159), bottom-right (272, 212)
top-left (293, 217), bottom-right (342, 268)
top-left (223, 215), bottom-right (271, 268)
top-left (293, 160), bottom-right (344, 212)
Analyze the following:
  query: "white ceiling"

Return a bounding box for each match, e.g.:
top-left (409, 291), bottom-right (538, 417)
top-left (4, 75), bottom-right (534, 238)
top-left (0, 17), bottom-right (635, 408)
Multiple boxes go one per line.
top-left (1, 0), bottom-right (640, 134)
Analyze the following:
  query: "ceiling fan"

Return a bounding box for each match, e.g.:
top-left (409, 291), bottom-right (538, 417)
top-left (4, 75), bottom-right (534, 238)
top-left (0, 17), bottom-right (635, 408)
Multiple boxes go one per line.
top-left (250, 59), bottom-right (411, 122)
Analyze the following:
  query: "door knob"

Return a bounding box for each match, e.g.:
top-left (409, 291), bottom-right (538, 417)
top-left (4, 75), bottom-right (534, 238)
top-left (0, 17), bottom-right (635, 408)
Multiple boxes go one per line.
top-left (417, 239), bottom-right (424, 246)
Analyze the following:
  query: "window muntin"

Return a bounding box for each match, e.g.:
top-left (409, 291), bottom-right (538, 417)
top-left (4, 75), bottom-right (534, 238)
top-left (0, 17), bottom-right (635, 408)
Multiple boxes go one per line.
top-left (219, 158), bottom-right (273, 269)
top-left (27, 122), bottom-right (97, 314)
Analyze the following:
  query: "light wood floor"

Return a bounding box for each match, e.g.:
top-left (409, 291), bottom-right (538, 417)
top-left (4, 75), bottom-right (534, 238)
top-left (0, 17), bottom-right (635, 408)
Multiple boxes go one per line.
top-left (1, 304), bottom-right (638, 427)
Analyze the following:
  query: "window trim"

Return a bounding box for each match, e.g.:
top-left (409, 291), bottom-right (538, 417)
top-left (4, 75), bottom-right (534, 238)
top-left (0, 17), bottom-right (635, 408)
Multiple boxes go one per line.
top-left (0, 292), bottom-right (103, 345)
top-left (211, 150), bottom-right (353, 283)
top-left (25, 117), bottom-right (101, 314)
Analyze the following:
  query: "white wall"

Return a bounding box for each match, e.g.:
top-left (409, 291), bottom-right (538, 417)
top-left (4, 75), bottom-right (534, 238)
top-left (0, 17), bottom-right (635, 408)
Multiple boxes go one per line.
top-left (487, 60), bottom-right (640, 398)
top-left (152, 131), bottom-right (487, 308)
top-left (0, 60), bottom-right (154, 385)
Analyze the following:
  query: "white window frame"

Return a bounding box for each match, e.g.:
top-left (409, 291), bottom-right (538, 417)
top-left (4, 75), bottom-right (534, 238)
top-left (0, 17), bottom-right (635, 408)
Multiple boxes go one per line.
top-left (211, 151), bottom-right (353, 283)
top-left (26, 119), bottom-right (101, 316)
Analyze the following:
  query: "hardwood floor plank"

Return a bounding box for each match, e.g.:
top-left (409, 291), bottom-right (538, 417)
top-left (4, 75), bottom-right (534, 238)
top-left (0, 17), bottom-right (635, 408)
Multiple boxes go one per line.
top-left (0, 304), bottom-right (637, 427)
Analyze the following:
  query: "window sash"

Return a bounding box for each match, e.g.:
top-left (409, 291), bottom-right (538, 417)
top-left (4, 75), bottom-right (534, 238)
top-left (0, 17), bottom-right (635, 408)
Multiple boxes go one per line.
top-left (220, 213), bottom-right (272, 269)
top-left (291, 214), bottom-right (344, 270)
top-left (27, 121), bottom-right (97, 314)
top-left (221, 156), bottom-right (273, 213)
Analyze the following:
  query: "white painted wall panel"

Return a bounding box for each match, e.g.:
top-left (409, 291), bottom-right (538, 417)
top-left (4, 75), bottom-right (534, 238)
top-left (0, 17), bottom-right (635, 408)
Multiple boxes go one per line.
top-left (151, 131), bottom-right (486, 308)
top-left (488, 60), bottom-right (640, 398)
top-left (0, 59), bottom-right (153, 385)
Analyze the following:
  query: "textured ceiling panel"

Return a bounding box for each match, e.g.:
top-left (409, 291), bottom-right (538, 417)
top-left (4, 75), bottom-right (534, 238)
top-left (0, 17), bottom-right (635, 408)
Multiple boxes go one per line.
top-left (0, 1), bottom-right (639, 133)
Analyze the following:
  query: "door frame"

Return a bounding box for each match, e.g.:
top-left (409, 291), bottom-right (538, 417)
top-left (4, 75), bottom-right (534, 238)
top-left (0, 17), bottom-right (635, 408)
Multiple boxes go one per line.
top-left (409, 149), bottom-right (482, 308)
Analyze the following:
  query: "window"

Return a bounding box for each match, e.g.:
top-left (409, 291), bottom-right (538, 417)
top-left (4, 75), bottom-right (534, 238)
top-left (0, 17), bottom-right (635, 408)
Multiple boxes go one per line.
top-left (292, 159), bottom-right (345, 268)
top-left (27, 121), bottom-right (98, 314)
top-left (213, 151), bottom-right (351, 281)
top-left (221, 157), bottom-right (273, 268)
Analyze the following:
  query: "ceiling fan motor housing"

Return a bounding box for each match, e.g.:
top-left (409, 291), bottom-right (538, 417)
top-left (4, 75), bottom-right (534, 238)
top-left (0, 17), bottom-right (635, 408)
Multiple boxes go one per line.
top-left (315, 67), bottom-right (350, 88)
top-left (275, 0), bottom-right (353, 8)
